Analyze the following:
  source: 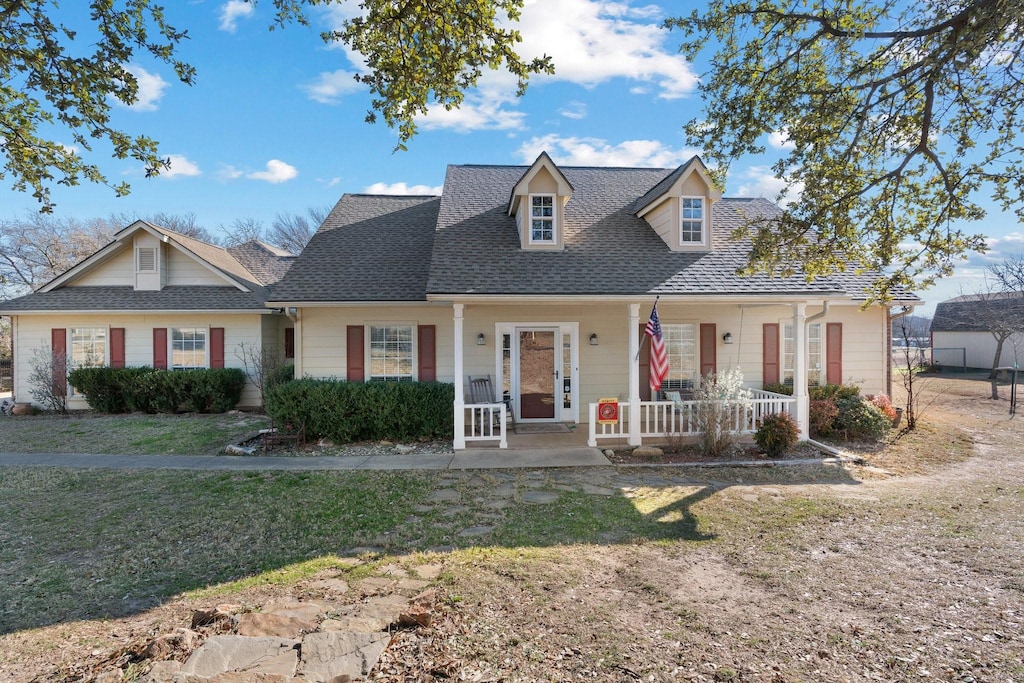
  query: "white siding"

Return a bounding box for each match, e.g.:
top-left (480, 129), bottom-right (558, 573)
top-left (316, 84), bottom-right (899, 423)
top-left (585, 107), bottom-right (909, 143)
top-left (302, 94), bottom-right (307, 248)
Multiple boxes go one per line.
top-left (165, 247), bottom-right (232, 286)
top-left (11, 313), bottom-right (269, 409)
top-left (73, 247), bottom-right (135, 286)
top-left (931, 330), bottom-right (1024, 369)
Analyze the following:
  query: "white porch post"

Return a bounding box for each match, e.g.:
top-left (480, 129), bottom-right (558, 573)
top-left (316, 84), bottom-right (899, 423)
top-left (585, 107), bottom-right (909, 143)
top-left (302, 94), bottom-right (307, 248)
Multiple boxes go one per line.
top-left (453, 303), bottom-right (466, 450)
top-left (792, 302), bottom-right (810, 439)
top-left (628, 303), bottom-right (641, 446)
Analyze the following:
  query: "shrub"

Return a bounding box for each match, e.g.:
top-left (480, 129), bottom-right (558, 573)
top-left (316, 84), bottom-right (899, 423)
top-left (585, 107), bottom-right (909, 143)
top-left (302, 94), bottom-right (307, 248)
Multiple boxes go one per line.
top-left (695, 368), bottom-right (752, 457)
top-left (809, 383), bottom-right (861, 401)
top-left (866, 393), bottom-right (898, 422)
top-left (808, 398), bottom-right (839, 437)
top-left (754, 412), bottom-right (799, 457)
top-left (178, 368), bottom-right (246, 413)
top-left (265, 379), bottom-right (454, 443)
top-left (67, 366), bottom-right (245, 414)
top-left (835, 396), bottom-right (890, 441)
top-left (762, 382), bottom-right (793, 396)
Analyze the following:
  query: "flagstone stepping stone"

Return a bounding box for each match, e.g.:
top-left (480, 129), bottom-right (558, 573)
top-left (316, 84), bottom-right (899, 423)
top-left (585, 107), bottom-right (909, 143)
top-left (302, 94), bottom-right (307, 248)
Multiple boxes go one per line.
top-left (376, 563), bottom-right (409, 578)
top-left (413, 504), bottom-right (435, 513)
top-left (180, 635), bottom-right (299, 678)
top-left (343, 546), bottom-right (384, 557)
top-left (427, 488), bottom-right (461, 503)
top-left (457, 525), bottom-right (494, 537)
top-left (579, 484), bottom-right (617, 496)
top-left (262, 600), bottom-right (324, 622)
top-left (356, 577), bottom-right (395, 594)
top-left (412, 563), bottom-right (443, 580)
top-left (236, 612), bottom-right (318, 639)
top-left (397, 578), bottom-right (431, 592)
top-left (299, 631), bottom-right (390, 681)
top-left (492, 482), bottom-right (517, 497)
top-left (306, 578), bottom-right (349, 596)
top-left (441, 505), bottom-right (470, 516)
top-left (320, 615), bottom-right (390, 633)
top-left (482, 498), bottom-right (514, 510)
top-left (521, 490), bottom-right (559, 504)
top-left (464, 475), bottom-right (491, 487)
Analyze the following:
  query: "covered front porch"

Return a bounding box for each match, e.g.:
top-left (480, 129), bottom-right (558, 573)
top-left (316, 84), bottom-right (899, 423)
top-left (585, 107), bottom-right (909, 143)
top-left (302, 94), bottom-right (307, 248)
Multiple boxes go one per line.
top-left (446, 299), bottom-right (824, 451)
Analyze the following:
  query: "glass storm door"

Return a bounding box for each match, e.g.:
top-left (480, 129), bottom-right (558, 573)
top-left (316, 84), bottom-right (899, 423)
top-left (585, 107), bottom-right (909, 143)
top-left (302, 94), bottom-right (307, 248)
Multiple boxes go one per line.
top-left (518, 329), bottom-right (557, 420)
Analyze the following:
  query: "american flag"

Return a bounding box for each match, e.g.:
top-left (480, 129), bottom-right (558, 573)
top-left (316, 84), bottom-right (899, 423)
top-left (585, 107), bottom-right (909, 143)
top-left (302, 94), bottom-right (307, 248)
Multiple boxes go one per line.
top-left (645, 301), bottom-right (669, 392)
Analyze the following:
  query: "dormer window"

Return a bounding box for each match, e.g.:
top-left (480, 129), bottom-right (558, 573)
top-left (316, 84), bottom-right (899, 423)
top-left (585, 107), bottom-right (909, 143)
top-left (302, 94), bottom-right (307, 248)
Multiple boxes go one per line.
top-left (680, 197), bottom-right (705, 243)
top-left (529, 194), bottom-right (556, 244)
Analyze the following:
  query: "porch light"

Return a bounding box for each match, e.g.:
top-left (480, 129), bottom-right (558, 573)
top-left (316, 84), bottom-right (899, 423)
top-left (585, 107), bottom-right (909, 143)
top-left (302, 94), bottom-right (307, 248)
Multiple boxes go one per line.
top-left (723, 332), bottom-right (734, 344)
top-left (477, 333), bottom-right (486, 346)
top-left (589, 333), bottom-right (598, 346)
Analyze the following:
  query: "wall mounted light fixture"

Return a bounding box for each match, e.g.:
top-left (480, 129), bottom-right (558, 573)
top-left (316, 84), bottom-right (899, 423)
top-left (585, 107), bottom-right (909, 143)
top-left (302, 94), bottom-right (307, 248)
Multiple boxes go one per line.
top-left (723, 332), bottom-right (734, 344)
top-left (477, 333), bottom-right (486, 346)
top-left (589, 333), bottom-right (599, 346)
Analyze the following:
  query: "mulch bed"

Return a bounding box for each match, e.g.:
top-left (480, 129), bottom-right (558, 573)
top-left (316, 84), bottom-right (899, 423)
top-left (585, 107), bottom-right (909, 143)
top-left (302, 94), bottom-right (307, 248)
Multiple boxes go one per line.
top-left (606, 441), bottom-right (829, 465)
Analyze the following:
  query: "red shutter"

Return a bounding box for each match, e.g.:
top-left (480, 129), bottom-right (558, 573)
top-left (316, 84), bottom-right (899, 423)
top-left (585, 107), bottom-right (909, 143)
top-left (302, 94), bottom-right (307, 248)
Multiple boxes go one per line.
top-left (347, 325), bottom-right (364, 382)
top-left (763, 323), bottom-right (780, 385)
top-left (638, 324), bottom-right (651, 401)
top-left (700, 323), bottom-right (717, 378)
top-left (153, 328), bottom-right (168, 370)
top-left (210, 327), bottom-right (225, 368)
top-left (284, 327), bottom-right (295, 359)
top-left (417, 325), bottom-right (436, 382)
top-left (826, 322), bottom-right (843, 385)
top-left (51, 328), bottom-right (67, 396)
top-left (110, 328), bottom-right (125, 368)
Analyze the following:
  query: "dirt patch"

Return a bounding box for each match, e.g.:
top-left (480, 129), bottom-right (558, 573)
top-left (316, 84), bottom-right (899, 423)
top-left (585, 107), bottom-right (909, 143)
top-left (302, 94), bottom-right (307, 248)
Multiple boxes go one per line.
top-left (607, 441), bottom-right (827, 465)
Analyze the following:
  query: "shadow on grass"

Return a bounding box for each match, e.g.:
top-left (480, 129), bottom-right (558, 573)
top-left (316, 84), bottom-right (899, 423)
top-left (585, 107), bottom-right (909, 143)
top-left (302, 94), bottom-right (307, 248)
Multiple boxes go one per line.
top-left (0, 462), bottom-right (861, 635)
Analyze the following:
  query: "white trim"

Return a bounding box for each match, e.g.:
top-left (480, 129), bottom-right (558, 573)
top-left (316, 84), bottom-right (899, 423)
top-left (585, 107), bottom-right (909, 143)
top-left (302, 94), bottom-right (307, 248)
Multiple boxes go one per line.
top-left (782, 319), bottom-right (823, 387)
top-left (427, 293), bottom-right (867, 304)
top-left (628, 303), bottom-right (641, 446)
top-left (169, 326), bottom-right (210, 370)
top-left (453, 304), bottom-right (466, 450)
top-left (0, 309), bottom-right (272, 315)
top-left (679, 195), bottom-right (707, 246)
top-left (527, 193), bottom-right (557, 245)
top-left (494, 321), bottom-right (579, 423)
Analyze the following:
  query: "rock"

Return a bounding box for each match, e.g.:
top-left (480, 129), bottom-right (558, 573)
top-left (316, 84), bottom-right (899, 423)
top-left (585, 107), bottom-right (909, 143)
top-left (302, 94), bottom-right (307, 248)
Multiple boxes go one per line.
top-left (206, 673), bottom-right (303, 682)
top-left (299, 631), bottom-right (390, 681)
top-left (236, 612), bottom-right (318, 639)
top-left (139, 660), bottom-right (181, 683)
top-left (378, 440), bottom-right (394, 446)
top-left (224, 444), bottom-right (256, 456)
top-left (579, 484), bottom-right (617, 496)
top-left (192, 607), bottom-right (236, 630)
top-left (11, 403), bottom-right (35, 416)
top-left (395, 444), bottom-right (416, 454)
top-left (603, 449), bottom-right (615, 457)
top-left (94, 671), bottom-right (122, 683)
top-left (262, 599), bottom-right (325, 622)
top-left (343, 546), bottom-right (383, 557)
top-left (307, 578), bottom-right (349, 596)
top-left (521, 490), bottom-right (559, 504)
top-left (320, 616), bottom-right (389, 633)
top-left (413, 564), bottom-right (443, 580)
top-left (398, 603), bottom-right (432, 628)
top-left (409, 588), bottom-right (437, 608)
top-left (142, 628), bottom-right (203, 660)
top-left (457, 525), bottom-right (493, 537)
top-left (632, 445), bottom-right (664, 457)
top-left (427, 488), bottom-right (461, 503)
top-left (396, 578), bottom-right (430, 592)
top-left (180, 635), bottom-right (299, 678)
top-left (357, 577), bottom-right (395, 594)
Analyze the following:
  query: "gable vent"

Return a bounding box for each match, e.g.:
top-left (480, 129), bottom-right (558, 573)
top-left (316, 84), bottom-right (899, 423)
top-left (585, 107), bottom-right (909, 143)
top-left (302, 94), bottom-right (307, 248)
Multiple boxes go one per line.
top-left (137, 247), bottom-right (157, 272)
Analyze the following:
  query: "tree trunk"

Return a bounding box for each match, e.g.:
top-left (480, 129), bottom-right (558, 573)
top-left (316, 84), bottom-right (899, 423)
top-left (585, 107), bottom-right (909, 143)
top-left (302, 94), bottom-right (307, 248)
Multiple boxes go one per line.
top-left (991, 336), bottom-right (1007, 399)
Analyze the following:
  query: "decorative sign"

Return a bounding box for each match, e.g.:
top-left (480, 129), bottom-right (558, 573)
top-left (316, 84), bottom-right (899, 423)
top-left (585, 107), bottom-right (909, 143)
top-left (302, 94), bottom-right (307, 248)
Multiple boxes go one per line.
top-left (597, 398), bottom-right (620, 425)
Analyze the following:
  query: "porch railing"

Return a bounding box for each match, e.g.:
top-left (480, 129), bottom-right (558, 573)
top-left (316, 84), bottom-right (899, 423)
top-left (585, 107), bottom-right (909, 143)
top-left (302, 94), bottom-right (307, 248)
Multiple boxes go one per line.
top-left (587, 390), bottom-right (795, 447)
top-left (464, 403), bottom-right (508, 448)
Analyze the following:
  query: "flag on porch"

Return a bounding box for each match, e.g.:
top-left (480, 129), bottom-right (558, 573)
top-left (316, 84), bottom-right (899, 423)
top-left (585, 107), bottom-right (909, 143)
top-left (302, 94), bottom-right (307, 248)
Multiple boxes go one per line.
top-left (645, 301), bottom-right (669, 392)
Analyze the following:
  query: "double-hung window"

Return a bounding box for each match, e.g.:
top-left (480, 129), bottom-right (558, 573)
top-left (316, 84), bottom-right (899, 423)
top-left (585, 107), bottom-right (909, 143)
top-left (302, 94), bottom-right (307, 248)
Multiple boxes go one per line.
top-left (70, 328), bottom-right (107, 368)
top-left (171, 328), bottom-right (207, 370)
top-left (782, 322), bottom-right (822, 387)
top-left (680, 197), bottom-right (704, 243)
top-left (529, 194), bottom-right (555, 244)
top-left (662, 323), bottom-right (697, 395)
top-left (369, 325), bottom-right (414, 382)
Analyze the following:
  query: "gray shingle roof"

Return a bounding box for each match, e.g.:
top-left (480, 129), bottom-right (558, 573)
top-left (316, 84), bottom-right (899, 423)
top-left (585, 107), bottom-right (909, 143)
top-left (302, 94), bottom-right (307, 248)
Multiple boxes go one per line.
top-left (267, 194), bottom-right (440, 302)
top-left (0, 286), bottom-right (269, 313)
top-left (931, 292), bottom-right (1024, 332)
top-left (227, 240), bottom-right (296, 286)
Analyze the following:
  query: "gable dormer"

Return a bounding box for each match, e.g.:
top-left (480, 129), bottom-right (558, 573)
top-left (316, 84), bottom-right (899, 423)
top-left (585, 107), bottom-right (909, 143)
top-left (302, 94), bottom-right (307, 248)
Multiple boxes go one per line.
top-left (133, 232), bottom-right (164, 291)
top-left (507, 151), bottom-right (574, 251)
top-left (634, 156), bottom-right (723, 252)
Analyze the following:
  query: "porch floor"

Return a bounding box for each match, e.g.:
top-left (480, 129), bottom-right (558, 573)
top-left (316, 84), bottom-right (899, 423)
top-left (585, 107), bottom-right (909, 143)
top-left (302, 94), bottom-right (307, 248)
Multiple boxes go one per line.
top-left (468, 422), bottom-right (630, 451)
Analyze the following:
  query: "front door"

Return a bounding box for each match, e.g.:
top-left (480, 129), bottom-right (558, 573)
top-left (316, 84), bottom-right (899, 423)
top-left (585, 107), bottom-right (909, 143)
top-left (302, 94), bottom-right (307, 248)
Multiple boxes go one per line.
top-left (518, 329), bottom-right (557, 420)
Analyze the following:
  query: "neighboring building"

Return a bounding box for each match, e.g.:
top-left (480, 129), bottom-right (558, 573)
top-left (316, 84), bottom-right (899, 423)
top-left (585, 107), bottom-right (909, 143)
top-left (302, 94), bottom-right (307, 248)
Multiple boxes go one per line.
top-left (0, 221), bottom-right (296, 408)
top-left (1, 154), bottom-right (920, 446)
top-left (930, 293), bottom-right (1024, 370)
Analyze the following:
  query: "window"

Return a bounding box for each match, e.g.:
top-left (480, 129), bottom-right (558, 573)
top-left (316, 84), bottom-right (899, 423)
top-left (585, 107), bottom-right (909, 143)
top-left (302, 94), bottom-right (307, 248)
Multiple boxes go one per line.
top-left (369, 325), bottom-right (414, 381)
top-left (70, 327), bottom-right (106, 368)
top-left (662, 323), bottom-right (697, 393)
top-left (680, 197), bottom-right (704, 243)
top-left (137, 247), bottom-right (157, 272)
top-left (529, 194), bottom-right (555, 244)
top-left (171, 328), bottom-right (207, 370)
top-left (783, 322), bottom-right (822, 387)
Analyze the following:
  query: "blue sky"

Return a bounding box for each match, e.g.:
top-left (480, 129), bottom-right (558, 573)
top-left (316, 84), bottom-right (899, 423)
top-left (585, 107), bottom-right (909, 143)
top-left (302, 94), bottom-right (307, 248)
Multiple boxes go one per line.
top-left (6, 0), bottom-right (1022, 316)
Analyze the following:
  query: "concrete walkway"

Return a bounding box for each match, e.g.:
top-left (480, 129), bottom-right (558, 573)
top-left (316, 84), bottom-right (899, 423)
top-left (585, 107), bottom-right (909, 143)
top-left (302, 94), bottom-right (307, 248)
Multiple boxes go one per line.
top-left (0, 447), bottom-right (612, 471)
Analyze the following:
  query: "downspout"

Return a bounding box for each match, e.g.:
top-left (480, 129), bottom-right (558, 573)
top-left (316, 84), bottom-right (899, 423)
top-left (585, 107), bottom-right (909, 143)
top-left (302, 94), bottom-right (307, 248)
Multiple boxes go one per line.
top-left (806, 301), bottom-right (831, 325)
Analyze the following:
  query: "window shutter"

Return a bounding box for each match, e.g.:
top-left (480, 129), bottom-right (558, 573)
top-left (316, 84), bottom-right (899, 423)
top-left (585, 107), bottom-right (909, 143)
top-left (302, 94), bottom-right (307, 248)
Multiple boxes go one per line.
top-left (210, 328), bottom-right (225, 369)
top-left (51, 328), bottom-right (67, 396)
top-left (638, 324), bottom-right (651, 401)
top-left (284, 327), bottom-right (295, 359)
top-left (110, 328), bottom-right (126, 368)
top-left (346, 326), bottom-right (364, 382)
top-left (763, 323), bottom-right (780, 385)
top-left (417, 325), bottom-right (436, 382)
top-left (826, 323), bottom-right (843, 385)
top-left (153, 328), bottom-right (168, 370)
top-left (700, 323), bottom-right (717, 378)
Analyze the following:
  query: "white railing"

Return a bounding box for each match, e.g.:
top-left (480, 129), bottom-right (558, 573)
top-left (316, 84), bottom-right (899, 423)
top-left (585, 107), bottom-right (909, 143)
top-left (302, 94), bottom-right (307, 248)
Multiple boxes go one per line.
top-left (464, 403), bottom-right (508, 448)
top-left (588, 391), bottom-right (795, 447)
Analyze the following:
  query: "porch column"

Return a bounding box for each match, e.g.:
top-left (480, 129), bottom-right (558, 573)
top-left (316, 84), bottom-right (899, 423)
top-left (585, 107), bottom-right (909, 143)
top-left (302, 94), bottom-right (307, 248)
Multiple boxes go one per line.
top-left (453, 303), bottom-right (466, 450)
top-left (628, 303), bottom-right (641, 446)
top-left (792, 302), bottom-right (810, 440)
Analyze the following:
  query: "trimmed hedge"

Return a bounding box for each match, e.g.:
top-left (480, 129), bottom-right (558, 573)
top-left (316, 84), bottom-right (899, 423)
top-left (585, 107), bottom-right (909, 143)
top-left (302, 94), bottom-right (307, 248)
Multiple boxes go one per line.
top-left (68, 366), bottom-right (246, 413)
top-left (265, 379), bottom-right (454, 443)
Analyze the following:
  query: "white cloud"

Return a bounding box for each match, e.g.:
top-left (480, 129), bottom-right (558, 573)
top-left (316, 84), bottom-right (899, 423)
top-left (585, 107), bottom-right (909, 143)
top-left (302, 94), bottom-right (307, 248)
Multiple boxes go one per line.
top-left (162, 154), bottom-right (201, 178)
top-left (517, 134), bottom-right (700, 167)
top-left (418, 86), bottom-right (528, 132)
top-left (733, 166), bottom-right (804, 207)
top-left (219, 0), bottom-right (255, 32)
top-left (218, 164), bottom-right (244, 181)
top-left (303, 69), bottom-right (363, 104)
top-left (559, 101), bottom-right (588, 120)
top-left (363, 182), bottom-right (442, 195)
top-left (247, 159), bottom-right (299, 184)
top-left (768, 128), bottom-right (795, 150)
top-left (121, 65), bottom-right (169, 111)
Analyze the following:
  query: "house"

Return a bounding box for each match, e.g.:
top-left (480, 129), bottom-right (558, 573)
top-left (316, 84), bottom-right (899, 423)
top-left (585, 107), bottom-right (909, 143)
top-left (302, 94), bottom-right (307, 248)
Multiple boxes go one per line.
top-left (0, 221), bottom-right (296, 408)
top-left (930, 293), bottom-right (1024, 371)
top-left (266, 153), bottom-right (919, 447)
top-left (1, 154), bottom-right (919, 447)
